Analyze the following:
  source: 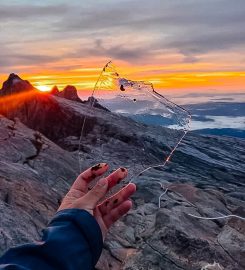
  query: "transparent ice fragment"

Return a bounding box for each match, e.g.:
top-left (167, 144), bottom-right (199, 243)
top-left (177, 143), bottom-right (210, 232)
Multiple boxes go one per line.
top-left (79, 61), bottom-right (191, 195)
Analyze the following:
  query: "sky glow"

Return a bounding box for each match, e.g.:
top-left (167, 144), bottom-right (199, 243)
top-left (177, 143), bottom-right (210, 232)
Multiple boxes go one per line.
top-left (0, 0), bottom-right (245, 95)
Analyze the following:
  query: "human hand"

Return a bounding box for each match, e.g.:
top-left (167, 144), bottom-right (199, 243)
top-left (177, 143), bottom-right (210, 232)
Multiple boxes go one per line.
top-left (58, 163), bottom-right (136, 240)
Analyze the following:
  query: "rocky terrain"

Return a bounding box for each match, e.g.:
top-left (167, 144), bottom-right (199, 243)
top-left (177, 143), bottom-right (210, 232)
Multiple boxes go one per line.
top-left (0, 74), bottom-right (244, 270)
top-left (51, 85), bottom-right (83, 103)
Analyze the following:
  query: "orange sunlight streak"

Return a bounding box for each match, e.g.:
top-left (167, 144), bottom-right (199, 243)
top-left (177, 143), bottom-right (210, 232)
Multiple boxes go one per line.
top-left (0, 90), bottom-right (48, 113)
top-left (10, 67), bottom-right (245, 95)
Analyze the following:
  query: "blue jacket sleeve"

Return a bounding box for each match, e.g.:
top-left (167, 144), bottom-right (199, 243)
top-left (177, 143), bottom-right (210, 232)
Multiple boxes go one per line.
top-left (0, 209), bottom-right (103, 270)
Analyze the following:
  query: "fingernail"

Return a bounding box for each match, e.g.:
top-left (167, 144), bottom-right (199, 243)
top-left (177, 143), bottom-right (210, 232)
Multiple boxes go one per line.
top-left (91, 163), bottom-right (108, 171)
top-left (98, 178), bottom-right (108, 187)
top-left (119, 168), bottom-right (127, 178)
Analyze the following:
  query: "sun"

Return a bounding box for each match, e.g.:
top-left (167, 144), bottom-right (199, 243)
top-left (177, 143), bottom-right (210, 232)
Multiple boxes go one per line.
top-left (36, 85), bottom-right (51, 92)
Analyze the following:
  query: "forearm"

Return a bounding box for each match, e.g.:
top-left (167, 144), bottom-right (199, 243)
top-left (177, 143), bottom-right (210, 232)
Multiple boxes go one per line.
top-left (0, 209), bottom-right (103, 270)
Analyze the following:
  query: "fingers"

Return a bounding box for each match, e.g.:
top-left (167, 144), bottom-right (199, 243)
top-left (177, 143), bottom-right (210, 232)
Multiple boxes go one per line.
top-left (103, 200), bottom-right (132, 229)
top-left (71, 163), bottom-right (109, 192)
top-left (78, 168), bottom-right (129, 209)
top-left (107, 167), bottom-right (128, 190)
top-left (99, 183), bottom-right (136, 216)
top-left (66, 164), bottom-right (132, 214)
top-left (79, 177), bottom-right (109, 208)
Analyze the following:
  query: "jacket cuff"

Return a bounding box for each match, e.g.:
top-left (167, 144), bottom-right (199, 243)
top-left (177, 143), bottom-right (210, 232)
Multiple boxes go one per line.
top-left (50, 209), bottom-right (103, 265)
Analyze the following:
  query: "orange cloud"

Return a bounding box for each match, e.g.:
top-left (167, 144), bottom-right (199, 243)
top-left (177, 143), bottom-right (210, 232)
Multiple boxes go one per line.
top-left (1, 59), bottom-right (244, 96)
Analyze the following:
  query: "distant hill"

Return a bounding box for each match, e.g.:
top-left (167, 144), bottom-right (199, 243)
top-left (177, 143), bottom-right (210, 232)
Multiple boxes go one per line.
top-left (183, 101), bottom-right (245, 117)
top-left (126, 113), bottom-right (174, 126)
top-left (192, 128), bottom-right (245, 139)
top-left (126, 113), bottom-right (245, 138)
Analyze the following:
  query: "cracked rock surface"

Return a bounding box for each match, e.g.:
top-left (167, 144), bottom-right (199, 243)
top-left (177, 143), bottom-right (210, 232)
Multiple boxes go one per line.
top-left (0, 115), bottom-right (78, 254)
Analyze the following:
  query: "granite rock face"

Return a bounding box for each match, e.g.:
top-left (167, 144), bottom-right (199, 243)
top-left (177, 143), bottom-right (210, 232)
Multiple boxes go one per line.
top-left (0, 115), bottom-right (78, 254)
top-left (0, 75), bottom-right (244, 269)
top-left (51, 85), bottom-right (82, 103)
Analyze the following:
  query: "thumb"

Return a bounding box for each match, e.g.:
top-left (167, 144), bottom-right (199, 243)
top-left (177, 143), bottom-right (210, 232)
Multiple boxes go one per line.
top-left (82, 178), bottom-right (108, 208)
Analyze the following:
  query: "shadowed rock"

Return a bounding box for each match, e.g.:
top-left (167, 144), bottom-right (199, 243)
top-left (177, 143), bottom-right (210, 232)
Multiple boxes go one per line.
top-left (0, 73), bottom-right (35, 96)
top-left (51, 85), bottom-right (82, 103)
top-left (83, 96), bottom-right (110, 111)
top-left (50, 85), bottom-right (59, 96)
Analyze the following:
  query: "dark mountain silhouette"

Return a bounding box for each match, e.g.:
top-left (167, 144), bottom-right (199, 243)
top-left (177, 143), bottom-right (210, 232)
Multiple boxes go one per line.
top-left (84, 96), bottom-right (110, 112)
top-left (50, 85), bottom-right (59, 95)
top-left (0, 74), bottom-right (244, 269)
top-left (183, 102), bottom-right (245, 117)
top-left (51, 85), bottom-right (82, 103)
top-left (49, 83), bottom-right (108, 111)
top-left (0, 73), bottom-right (35, 96)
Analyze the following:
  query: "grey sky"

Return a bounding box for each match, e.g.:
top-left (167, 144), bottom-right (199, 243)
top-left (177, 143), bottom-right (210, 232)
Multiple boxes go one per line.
top-left (0, 0), bottom-right (245, 71)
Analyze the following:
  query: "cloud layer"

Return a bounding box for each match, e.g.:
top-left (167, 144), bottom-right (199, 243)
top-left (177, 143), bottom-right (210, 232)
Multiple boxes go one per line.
top-left (0, 0), bottom-right (245, 92)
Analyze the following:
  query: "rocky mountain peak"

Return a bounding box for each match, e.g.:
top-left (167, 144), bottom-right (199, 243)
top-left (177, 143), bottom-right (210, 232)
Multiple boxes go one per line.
top-left (8, 73), bottom-right (22, 82)
top-left (0, 74), bottom-right (83, 104)
top-left (62, 85), bottom-right (80, 101)
top-left (51, 85), bottom-right (82, 103)
top-left (50, 85), bottom-right (59, 95)
top-left (85, 96), bottom-right (110, 111)
top-left (0, 73), bottom-right (34, 96)
top-left (63, 85), bottom-right (76, 92)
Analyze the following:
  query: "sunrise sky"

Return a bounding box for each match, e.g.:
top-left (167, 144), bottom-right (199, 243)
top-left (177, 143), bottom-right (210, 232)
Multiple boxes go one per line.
top-left (1, 0), bottom-right (245, 95)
